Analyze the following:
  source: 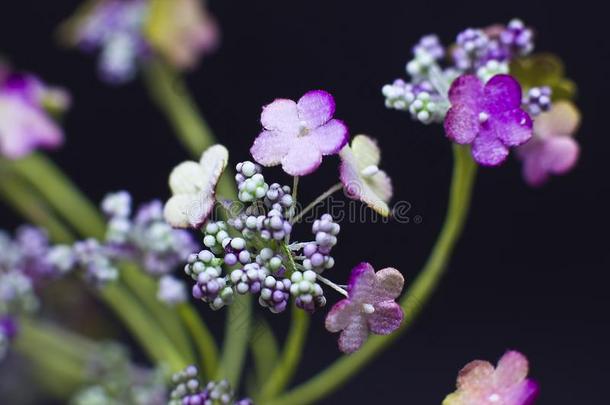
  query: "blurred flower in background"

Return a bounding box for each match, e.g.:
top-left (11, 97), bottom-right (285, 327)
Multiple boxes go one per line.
top-left (59, 0), bottom-right (219, 84)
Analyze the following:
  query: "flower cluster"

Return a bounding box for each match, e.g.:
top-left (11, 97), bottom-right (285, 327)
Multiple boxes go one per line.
top-left (61, 0), bottom-right (218, 83)
top-left (443, 351), bottom-right (539, 405)
top-left (383, 19), bottom-right (581, 183)
top-left (0, 62), bottom-right (70, 159)
top-left (169, 365), bottom-right (253, 405)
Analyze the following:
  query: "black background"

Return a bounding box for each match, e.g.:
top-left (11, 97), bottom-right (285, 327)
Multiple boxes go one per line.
top-left (1, 1), bottom-right (609, 404)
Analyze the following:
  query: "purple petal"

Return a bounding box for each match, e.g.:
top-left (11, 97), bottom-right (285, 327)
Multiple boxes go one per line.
top-left (456, 360), bottom-right (495, 391)
top-left (513, 380), bottom-right (540, 405)
top-left (347, 262), bottom-right (375, 303)
top-left (368, 301), bottom-right (403, 335)
top-left (297, 90), bottom-right (336, 129)
top-left (483, 74), bottom-right (522, 114)
top-left (250, 130), bottom-right (293, 167)
top-left (495, 351), bottom-right (530, 387)
top-left (444, 104), bottom-right (479, 144)
top-left (325, 299), bottom-right (355, 333)
top-left (338, 315), bottom-right (368, 354)
top-left (491, 108), bottom-right (533, 147)
top-left (523, 134), bottom-right (579, 187)
top-left (471, 132), bottom-right (509, 166)
top-left (374, 267), bottom-right (404, 301)
top-left (307, 119), bottom-right (348, 155)
top-left (260, 98), bottom-right (300, 135)
top-left (448, 75), bottom-right (483, 109)
top-left (280, 137), bottom-right (322, 176)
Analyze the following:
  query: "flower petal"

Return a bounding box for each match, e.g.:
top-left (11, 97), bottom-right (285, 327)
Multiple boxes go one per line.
top-left (533, 101), bottom-right (580, 138)
top-left (491, 108), bottom-right (533, 147)
top-left (494, 351), bottom-right (530, 387)
top-left (307, 119), bottom-right (348, 155)
top-left (347, 262), bottom-right (376, 303)
top-left (483, 74), bottom-right (522, 114)
top-left (369, 171), bottom-right (393, 204)
top-left (351, 134), bottom-right (381, 169)
top-left (506, 379), bottom-right (539, 405)
top-left (444, 104), bottom-right (479, 144)
top-left (260, 98), bottom-right (300, 135)
top-left (198, 143), bottom-right (229, 190)
top-left (163, 193), bottom-right (214, 229)
top-left (456, 360), bottom-right (495, 391)
top-left (297, 90), bottom-right (335, 129)
top-left (250, 130), bottom-right (293, 167)
top-left (169, 161), bottom-right (206, 195)
top-left (338, 315), bottom-right (368, 354)
top-left (368, 301), bottom-right (403, 335)
top-left (448, 75), bottom-right (483, 109)
top-left (374, 267), bottom-right (404, 301)
top-left (280, 137), bottom-right (323, 176)
top-left (542, 136), bottom-right (579, 175)
top-left (472, 132), bottom-right (509, 166)
top-left (325, 299), bottom-right (355, 333)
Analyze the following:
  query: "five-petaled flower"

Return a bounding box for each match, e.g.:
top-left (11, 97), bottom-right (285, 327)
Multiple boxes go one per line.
top-left (444, 74), bottom-right (533, 166)
top-left (325, 262), bottom-right (404, 353)
top-left (443, 351), bottom-right (539, 405)
top-left (517, 101), bottom-right (580, 187)
top-left (250, 90), bottom-right (348, 176)
top-left (339, 135), bottom-right (393, 216)
top-left (164, 144), bottom-right (228, 228)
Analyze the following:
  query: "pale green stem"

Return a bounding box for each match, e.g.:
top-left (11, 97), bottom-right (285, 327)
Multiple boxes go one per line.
top-left (250, 318), bottom-right (280, 388)
top-left (259, 305), bottom-right (310, 401)
top-left (267, 144), bottom-right (477, 405)
top-left (217, 294), bottom-right (252, 387)
top-left (291, 182), bottom-right (342, 224)
top-left (178, 303), bottom-right (220, 380)
top-left (316, 274), bottom-right (349, 297)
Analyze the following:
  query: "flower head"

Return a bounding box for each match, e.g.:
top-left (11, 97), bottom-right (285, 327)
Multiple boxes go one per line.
top-left (443, 351), bottom-right (539, 405)
top-left (517, 101), bottom-right (580, 186)
top-left (164, 144), bottom-right (229, 228)
top-left (0, 72), bottom-right (67, 159)
top-left (339, 135), bottom-right (393, 216)
top-left (325, 263), bottom-right (404, 353)
top-left (250, 90), bottom-right (348, 176)
top-left (444, 74), bottom-right (533, 166)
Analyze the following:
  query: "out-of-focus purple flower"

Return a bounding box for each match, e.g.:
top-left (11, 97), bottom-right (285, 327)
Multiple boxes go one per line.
top-left (413, 34), bottom-right (445, 61)
top-left (500, 19), bottom-right (534, 57)
top-left (0, 316), bottom-right (18, 360)
top-left (444, 74), bottom-right (533, 166)
top-left (443, 351), bottom-right (539, 405)
top-left (73, 239), bottom-right (119, 286)
top-left (250, 90), bottom-right (348, 176)
top-left (325, 263), bottom-right (404, 353)
top-left (157, 275), bottom-right (187, 306)
top-left (522, 86), bottom-right (552, 117)
top-left (0, 72), bottom-right (67, 159)
top-left (452, 28), bottom-right (490, 71)
top-left (517, 101), bottom-right (580, 187)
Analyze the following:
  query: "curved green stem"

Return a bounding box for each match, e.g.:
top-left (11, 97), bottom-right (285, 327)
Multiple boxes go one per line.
top-left (267, 144), bottom-right (477, 405)
top-left (178, 303), bottom-right (220, 380)
top-left (259, 305), bottom-right (310, 400)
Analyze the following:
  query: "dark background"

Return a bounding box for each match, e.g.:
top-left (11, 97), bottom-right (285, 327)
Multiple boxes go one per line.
top-left (1, 1), bottom-right (608, 403)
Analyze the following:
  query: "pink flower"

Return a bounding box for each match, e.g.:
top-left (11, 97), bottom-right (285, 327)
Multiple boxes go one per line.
top-left (517, 101), bottom-right (580, 187)
top-left (325, 263), bottom-right (404, 353)
top-left (444, 74), bottom-right (533, 166)
top-left (0, 73), bottom-right (67, 159)
top-left (250, 90), bottom-right (349, 176)
top-left (443, 351), bottom-right (539, 405)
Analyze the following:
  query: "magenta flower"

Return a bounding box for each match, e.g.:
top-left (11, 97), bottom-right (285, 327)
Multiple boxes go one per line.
top-left (444, 74), bottom-right (533, 166)
top-left (443, 351), bottom-right (539, 405)
top-left (517, 101), bottom-right (580, 187)
top-left (325, 263), bottom-right (404, 353)
top-left (250, 90), bottom-right (348, 176)
top-left (0, 73), bottom-right (67, 159)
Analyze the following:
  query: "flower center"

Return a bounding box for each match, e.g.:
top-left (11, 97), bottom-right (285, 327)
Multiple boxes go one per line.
top-left (488, 393), bottom-right (500, 402)
top-left (361, 165), bottom-right (379, 177)
top-left (478, 112), bottom-right (489, 123)
top-left (362, 303), bottom-right (375, 314)
top-left (298, 121), bottom-right (310, 137)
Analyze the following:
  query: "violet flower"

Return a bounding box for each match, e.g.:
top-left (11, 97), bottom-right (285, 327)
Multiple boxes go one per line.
top-left (517, 101), bottom-right (580, 187)
top-left (339, 135), bottom-right (393, 216)
top-left (250, 90), bottom-right (348, 176)
top-left (443, 351), bottom-right (539, 405)
top-left (0, 72), bottom-right (67, 159)
top-left (444, 74), bottom-right (533, 166)
top-left (325, 263), bottom-right (404, 353)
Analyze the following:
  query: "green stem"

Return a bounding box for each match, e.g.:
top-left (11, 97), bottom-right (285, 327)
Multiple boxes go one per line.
top-left (178, 303), bottom-right (220, 380)
top-left (267, 144), bottom-right (477, 405)
top-left (291, 182), bottom-right (342, 224)
top-left (217, 294), bottom-right (252, 387)
top-left (259, 305), bottom-right (310, 400)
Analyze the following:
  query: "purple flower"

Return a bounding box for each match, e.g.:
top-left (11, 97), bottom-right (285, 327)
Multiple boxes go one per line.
top-left (0, 73), bottom-right (66, 159)
top-left (250, 90), bottom-right (348, 176)
top-left (443, 351), bottom-right (539, 405)
top-left (444, 74), bottom-right (533, 166)
top-left (517, 101), bottom-right (580, 187)
top-left (325, 263), bottom-right (404, 353)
